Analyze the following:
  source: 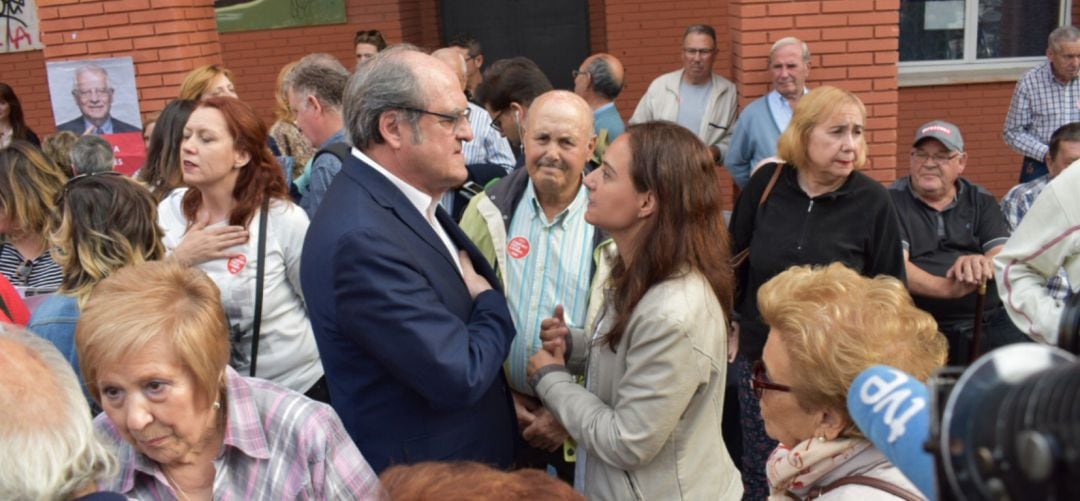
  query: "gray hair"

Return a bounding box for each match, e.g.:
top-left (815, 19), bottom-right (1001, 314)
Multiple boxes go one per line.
top-left (683, 24), bottom-right (716, 45)
top-left (284, 53), bottom-right (350, 112)
top-left (70, 134), bottom-right (115, 174)
top-left (1049, 25), bottom-right (1080, 52)
top-left (72, 64), bottom-right (110, 91)
top-left (0, 327), bottom-right (118, 499)
top-left (344, 48), bottom-right (427, 149)
top-left (770, 37), bottom-right (811, 64)
top-left (586, 56), bottom-right (624, 101)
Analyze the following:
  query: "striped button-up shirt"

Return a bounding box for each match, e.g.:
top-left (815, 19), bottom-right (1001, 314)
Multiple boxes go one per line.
top-left (441, 103), bottom-right (517, 215)
top-left (1001, 174), bottom-right (1072, 302)
top-left (504, 181), bottom-right (595, 395)
top-left (1004, 61), bottom-right (1080, 161)
top-left (96, 366), bottom-right (385, 500)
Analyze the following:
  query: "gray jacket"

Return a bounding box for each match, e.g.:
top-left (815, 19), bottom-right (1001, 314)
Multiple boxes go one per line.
top-left (534, 269), bottom-right (742, 500)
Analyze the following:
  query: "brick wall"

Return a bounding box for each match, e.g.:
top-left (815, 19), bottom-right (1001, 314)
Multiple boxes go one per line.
top-left (589, 0), bottom-right (735, 204)
top-left (897, 82), bottom-right (1022, 198)
top-left (0, 49), bottom-right (53, 137)
top-left (219, 0), bottom-right (440, 126)
top-left (731, 0), bottom-right (901, 186)
top-left (34, 0), bottom-right (222, 132)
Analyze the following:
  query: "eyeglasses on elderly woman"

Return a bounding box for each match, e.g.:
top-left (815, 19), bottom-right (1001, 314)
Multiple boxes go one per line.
top-left (750, 359), bottom-right (792, 399)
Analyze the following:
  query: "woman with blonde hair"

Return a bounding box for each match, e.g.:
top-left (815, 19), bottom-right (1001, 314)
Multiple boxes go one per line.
top-left (76, 260), bottom-right (382, 499)
top-left (754, 263), bottom-right (946, 499)
top-left (178, 64), bottom-right (238, 101)
top-left (728, 85), bottom-right (907, 498)
top-left (0, 141), bottom-right (68, 292)
top-left (29, 172), bottom-right (164, 407)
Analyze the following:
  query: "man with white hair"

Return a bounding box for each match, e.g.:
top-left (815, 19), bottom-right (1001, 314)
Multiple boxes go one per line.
top-left (0, 326), bottom-right (122, 500)
top-left (725, 37), bottom-right (811, 187)
top-left (1004, 25), bottom-right (1080, 182)
top-left (58, 65), bottom-right (139, 135)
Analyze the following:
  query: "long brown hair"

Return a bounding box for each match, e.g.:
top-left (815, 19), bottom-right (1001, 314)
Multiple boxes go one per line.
top-left (603, 122), bottom-right (734, 350)
top-left (140, 99), bottom-right (196, 201)
top-left (52, 174), bottom-right (165, 306)
top-left (181, 97), bottom-right (289, 228)
top-left (0, 83), bottom-right (33, 142)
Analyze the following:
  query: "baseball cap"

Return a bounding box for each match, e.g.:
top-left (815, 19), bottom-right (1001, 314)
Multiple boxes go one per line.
top-left (913, 120), bottom-right (964, 152)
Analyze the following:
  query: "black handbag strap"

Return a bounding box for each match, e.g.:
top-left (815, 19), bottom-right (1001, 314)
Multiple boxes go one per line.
top-left (249, 196), bottom-right (270, 377)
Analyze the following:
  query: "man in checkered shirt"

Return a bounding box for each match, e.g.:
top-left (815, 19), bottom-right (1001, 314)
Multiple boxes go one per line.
top-left (1004, 26), bottom-right (1080, 183)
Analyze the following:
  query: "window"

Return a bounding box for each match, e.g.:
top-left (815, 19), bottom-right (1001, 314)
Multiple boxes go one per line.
top-left (900, 0), bottom-right (1066, 63)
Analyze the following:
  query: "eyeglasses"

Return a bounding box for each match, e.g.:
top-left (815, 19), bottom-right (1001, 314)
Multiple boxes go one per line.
top-left (750, 360), bottom-right (791, 399)
top-left (400, 106), bottom-right (471, 132)
top-left (73, 88), bottom-right (113, 98)
top-left (572, 69), bottom-right (590, 79)
top-left (911, 151), bottom-right (959, 164)
top-left (490, 109), bottom-right (507, 134)
top-left (14, 259), bottom-right (32, 286)
top-left (55, 170), bottom-right (123, 206)
top-left (683, 48), bottom-right (716, 57)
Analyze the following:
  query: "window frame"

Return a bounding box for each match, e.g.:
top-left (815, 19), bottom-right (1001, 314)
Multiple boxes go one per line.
top-left (898, 0), bottom-right (1072, 87)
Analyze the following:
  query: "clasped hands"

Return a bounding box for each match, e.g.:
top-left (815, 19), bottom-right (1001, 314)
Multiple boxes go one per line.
top-left (519, 305), bottom-right (572, 452)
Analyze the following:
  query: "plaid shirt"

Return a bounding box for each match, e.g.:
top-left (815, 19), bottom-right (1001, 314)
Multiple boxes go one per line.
top-left (96, 367), bottom-right (385, 500)
top-left (1004, 61), bottom-right (1080, 161)
top-left (1001, 174), bottom-right (1072, 302)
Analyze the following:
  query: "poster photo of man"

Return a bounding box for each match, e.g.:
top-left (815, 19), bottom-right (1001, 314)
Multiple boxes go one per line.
top-left (46, 57), bottom-right (142, 136)
top-left (46, 57), bottom-right (146, 175)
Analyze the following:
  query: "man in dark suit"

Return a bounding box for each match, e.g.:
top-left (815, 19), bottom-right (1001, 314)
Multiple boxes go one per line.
top-left (57, 65), bottom-right (140, 135)
top-left (300, 47), bottom-right (517, 473)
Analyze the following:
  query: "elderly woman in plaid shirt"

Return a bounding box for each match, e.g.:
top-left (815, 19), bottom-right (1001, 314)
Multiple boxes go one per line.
top-left (76, 260), bottom-right (384, 500)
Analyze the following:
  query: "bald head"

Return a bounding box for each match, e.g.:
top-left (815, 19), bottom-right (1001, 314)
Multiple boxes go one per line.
top-left (527, 90), bottom-right (595, 135)
top-left (524, 91), bottom-right (596, 204)
top-left (575, 53), bottom-right (625, 107)
top-left (431, 48), bottom-right (468, 90)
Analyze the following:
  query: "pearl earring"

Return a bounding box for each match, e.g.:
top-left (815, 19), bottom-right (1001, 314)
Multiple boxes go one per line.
top-left (212, 401), bottom-right (221, 411)
top-left (817, 435), bottom-right (827, 443)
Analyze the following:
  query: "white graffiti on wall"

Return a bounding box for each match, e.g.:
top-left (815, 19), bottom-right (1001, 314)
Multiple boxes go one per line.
top-left (2, 0), bottom-right (43, 53)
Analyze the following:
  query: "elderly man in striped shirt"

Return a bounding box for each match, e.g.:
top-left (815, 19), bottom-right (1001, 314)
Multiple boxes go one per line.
top-left (460, 90), bottom-right (611, 482)
top-left (1004, 25), bottom-right (1080, 183)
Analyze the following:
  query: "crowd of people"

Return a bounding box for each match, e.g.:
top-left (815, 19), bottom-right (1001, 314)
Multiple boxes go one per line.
top-left (0, 20), bottom-right (1077, 501)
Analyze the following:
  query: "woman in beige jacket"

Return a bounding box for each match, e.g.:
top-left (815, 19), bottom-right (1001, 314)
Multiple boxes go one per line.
top-left (528, 121), bottom-right (742, 500)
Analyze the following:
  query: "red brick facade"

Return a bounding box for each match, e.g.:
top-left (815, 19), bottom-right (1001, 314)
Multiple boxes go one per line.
top-left (2, 0), bottom-right (1072, 203)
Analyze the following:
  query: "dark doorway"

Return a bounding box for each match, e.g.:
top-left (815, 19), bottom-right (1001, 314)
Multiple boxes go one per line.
top-left (442, 0), bottom-right (591, 91)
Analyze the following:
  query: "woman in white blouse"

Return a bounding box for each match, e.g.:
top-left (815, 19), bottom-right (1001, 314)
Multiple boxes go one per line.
top-left (158, 96), bottom-right (324, 399)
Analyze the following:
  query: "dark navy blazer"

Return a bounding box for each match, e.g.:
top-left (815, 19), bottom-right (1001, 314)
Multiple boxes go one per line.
top-left (300, 152), bottom-right (517, 473)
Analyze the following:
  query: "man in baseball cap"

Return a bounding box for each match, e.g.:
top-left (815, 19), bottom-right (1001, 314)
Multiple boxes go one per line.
top-left (888, 120), bottom-right (1029, 364)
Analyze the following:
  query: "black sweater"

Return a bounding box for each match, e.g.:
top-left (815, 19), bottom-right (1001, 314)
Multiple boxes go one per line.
top-left (729, 163), bottom-right (907, 361)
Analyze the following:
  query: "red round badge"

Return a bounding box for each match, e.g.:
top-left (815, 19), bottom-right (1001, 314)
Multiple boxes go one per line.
top-left (227, 254), bottom-right (248, 274)
top-left (507, 236), bottom-right (530, 259)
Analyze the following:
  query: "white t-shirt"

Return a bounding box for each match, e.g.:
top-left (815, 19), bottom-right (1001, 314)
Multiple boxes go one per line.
top-left (158, 189), bottom-right (323, 393)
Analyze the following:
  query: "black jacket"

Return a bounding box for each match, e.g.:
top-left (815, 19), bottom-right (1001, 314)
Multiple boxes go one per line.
top-left (729, 162), bottom-right (907, 361)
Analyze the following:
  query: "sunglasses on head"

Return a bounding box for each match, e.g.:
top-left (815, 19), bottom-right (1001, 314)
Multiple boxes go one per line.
top-left (55, 170), bottom-right (123, 207)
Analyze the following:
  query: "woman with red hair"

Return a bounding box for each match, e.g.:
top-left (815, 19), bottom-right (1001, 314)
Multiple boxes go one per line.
top-left (157, 97), bottom-right (324, 399)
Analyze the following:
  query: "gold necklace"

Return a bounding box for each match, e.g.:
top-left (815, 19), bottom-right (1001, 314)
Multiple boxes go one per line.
top-left (162, 468), bottom-right (192, 501)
